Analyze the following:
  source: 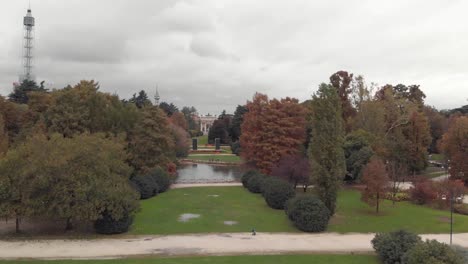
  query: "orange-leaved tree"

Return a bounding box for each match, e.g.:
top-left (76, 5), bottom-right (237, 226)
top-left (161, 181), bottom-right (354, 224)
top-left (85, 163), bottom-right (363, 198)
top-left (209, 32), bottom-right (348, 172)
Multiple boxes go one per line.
top-left (361, 156), bottom-right (389, 213)
top-left (440, 116), bottom-right (468, 184)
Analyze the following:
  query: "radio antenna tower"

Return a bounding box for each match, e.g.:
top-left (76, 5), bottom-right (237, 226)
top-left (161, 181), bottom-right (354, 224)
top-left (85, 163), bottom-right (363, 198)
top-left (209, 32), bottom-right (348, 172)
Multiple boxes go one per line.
top-left (154, 85), bottom-right (160, 106)
top-left (20, 5), bottom-right (35, 82)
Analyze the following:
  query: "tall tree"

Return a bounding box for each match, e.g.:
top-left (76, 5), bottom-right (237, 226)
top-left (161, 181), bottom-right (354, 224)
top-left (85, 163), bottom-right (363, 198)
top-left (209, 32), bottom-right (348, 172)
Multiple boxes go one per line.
top-left (169, 112), bottom-right (188, 130)
top-left (440, 116), bottom-right (468, 183)
top-left (343, 129), bottom-right (374, 182)
top-left (230, 105), bottom-right (248, 142)
top-left (309, 83), bottom-right (346, 215)
top-left (129, 90), bottom-right (152, 109)
top-left (241, 93), bottom-right (307, 174)
top-left (424, 106), bottom-right (448, 153)
top-left (8, 80), bottom-right (47, 104)
top-left (127, 106), bottom-right (175, 173)
top-left (181, 106), bottom-right (200, 134)
top-left (403, 111), bottom-right (431, 174)
top-left (208, 114), bottom-right (232, 144)
top-left (0, 115), bottom-right (8, 156)
top-left (361, 157), bottom-right (389, 213)
top-left (330, 71), bottom-right (356, 132)
top-left (159, 101), bottom-right (179, 116)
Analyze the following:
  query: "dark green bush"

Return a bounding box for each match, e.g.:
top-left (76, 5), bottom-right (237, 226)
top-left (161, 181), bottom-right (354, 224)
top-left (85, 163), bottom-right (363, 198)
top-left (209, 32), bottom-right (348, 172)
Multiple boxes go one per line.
top-left (263, 178), bottom-right (295, 209)
top-left (246, 173), bottom-right (265, 193)
top-left (130, 174), bottom-right (159, 199)
top-left (148, 167), bottom-right (172, 193)
top-left (454, 204), bottom-right (468, 215)
top-left (285, 196), bottom-right (330, 232)
top-left (403, 239), bottom-right (464, 264)
top-left (241, 170), bottom-right (258, 188)
top-left (371, 230), bottom-right (422, 264)
top-left (94, 211), bottom-right (133, 234)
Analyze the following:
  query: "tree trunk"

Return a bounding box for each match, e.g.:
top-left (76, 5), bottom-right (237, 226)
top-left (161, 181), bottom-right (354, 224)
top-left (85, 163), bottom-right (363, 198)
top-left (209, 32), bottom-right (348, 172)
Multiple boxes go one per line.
top-left (65, 217), bottom-right (73, 231)
top-left (15, 217), bottom-right (20, 233)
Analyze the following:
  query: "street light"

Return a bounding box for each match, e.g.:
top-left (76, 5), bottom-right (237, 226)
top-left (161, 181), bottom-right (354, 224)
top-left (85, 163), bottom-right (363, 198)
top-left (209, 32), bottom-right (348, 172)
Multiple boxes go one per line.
top-left (441, 191), bottom-right (454, 245)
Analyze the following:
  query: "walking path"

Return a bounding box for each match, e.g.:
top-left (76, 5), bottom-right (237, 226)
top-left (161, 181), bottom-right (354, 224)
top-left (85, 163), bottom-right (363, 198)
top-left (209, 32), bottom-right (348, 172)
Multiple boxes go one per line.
top-left (172, 183), bottom-right (242, 189)
top-left (1, 232), bottom-right (468, 260)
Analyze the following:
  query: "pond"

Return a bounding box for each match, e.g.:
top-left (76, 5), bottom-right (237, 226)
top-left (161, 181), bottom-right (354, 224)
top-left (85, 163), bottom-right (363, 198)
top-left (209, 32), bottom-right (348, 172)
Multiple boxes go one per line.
top-left (176, 163), bottom-right (244, 183)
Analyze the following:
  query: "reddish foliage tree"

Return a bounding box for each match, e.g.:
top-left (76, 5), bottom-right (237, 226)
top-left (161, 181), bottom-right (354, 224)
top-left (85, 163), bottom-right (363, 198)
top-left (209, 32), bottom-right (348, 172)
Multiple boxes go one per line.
top-left (409, 177), bottom-right (437, 205)
top-left (361, 156), bottom-right (389, 213)
top-left (440, 116), bottom-right (468, 184)
top-left (240, 93), bottom-right (307, 174)
top-left (330, 71), bottom-right (356, 132)
top-left (169, 112), bottom-right (188, 131)
top-left (271, 154), bottom-right (310, 191)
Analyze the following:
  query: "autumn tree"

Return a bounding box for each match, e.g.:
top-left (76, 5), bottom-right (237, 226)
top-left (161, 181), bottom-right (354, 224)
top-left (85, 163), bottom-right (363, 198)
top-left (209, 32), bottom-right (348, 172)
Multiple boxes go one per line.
top-left (361, 157), bottom-right (389, 213)
top-left (403, 111), bottom-right (431, 174)
top-left (271, 154), bottom-right (310, 191)
top-left (169, 112), bottom-right (188, 130)
top-left (440, 116), bottom-right (468, 183)
top-left (424, 106), bottom-right (448, 153)
top-left (170, 123), bottom-right (191, 158)
top-left (309, 83), bottom-right (346, 215)
top-left (0, 115), bottom-right (8, 156)
top-left (240, 93), bottom-right (307, 174)
top-left (330, 71), bottom-right (356, 132)
top-left (127, 106), bottom-right (175, 173)
top-left (181, 106), bottom-right (200, 136)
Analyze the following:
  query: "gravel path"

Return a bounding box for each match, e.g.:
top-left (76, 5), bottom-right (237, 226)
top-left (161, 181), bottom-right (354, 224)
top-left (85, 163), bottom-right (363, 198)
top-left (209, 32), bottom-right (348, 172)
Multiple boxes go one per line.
top-left (1, 232), bottom-right (467, 260)
top-left (171, 183), bottom-right (242, 189)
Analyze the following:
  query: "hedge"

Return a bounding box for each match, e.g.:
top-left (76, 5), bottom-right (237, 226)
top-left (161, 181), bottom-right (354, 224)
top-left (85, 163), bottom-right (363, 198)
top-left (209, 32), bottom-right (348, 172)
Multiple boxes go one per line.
top-left (371, 230), bottom-right (421, 264)
top-left (263, 178), bottom-right (295, 209)
top-left (285, 196), bottom-right (330, 232)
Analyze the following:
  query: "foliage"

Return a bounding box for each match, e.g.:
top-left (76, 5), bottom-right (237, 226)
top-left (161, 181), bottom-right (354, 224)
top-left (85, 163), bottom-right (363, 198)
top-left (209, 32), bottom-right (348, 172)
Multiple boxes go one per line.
top-left (454, 204), bottom-right (468, 215)
top-left (403, 239), bottom-right (464, 264)
top-left (208, 115), bottom-right (232, 144)
top-left (159, 101), bottom-right (179, 116)
top-left (148, 167), bottom-right (172, 193)
top-left (127, 106), bottom-right (175, 173)
top-left (403, 111), bottom-right (432, 173)
top-left (230, 104), bottom-right (248, 142)
top-left (285, 196), bottom-right (331, 232)
top-left (330, 71), bottom-right (355, 132)
top-left (241, 170), bottom-right (259, 188)
top-left (309, 83), bottom-right (346, 215)
top-left (343, 130), bottom-right (374, 182)
top-left (94, 210), bottom-right (133, 234)
top-left (361, 157), bottom-right (389, 213)
top-left (271, 154), bottom-right (310, 189)
top-left (181, 106), bottom-right (200, 132)
top-left (129, 90), bottom-right (152, 109)
top-left (440, 116), bottom-right (468, 183)
top-left (424, 106), bottom-right (448, 153)
top-left (262, 178), bottom-right (296, 209)
top-left (371, 230), bottom-right (422, 264)
top-left (241, 93), bottom-right (307, 174)
top-left (169, 112), bottom-right (188, 130)
top-left (170, 123), bottom-right (190, 158)
top-left (131, 174), bottom-right (159, 199)
top-left (409, 177), bottom-right (437, 205)
top-left (246, 173), bottom-right (266, 193)
top-left (383, 192), bottom-right (409, 202)
top-left (231, 141), bottom-right (241, 155)
top-left (8, 80), bottom-right (47, 104)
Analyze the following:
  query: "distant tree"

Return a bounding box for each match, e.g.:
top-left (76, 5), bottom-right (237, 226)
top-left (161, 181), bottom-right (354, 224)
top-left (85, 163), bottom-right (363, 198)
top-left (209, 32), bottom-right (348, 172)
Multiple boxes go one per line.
top-left (127, 106), bottom-right (175, 173)
top-left (169, 112), bottom-right (188, 130)
top-left (230, 105), bottom-right (248, 142)
top-left (403, 111), bottom-right (431, 174)
top-left (0, 115), bottom-right (8, 156)
top-left (181, 106), bottom-right (200, 134)
top-left (271, 154), bottom-right (310, 191)
top-left (241, 93), bottom-right (307, 174)
top-left (423, 106), bottom-right (448, 153)
top-left (330, 71), bottom-right (356, 132)
top-left (170, 123), bottom-right (191, 158)
top-left (440, 116), bottom-right (468, 183)
top-left (159, 101), bottom-right (179, 116)
top-left (8, 80), bottom-right (47, 104)
top-left (343, 130), bottom-right (374, 182)
top-left (208, 114), bottom-right (232, 144)
top-left (309, 83), bottom-right (346, 215)
top-left (361, 157), bottom-right (389, 213)
top-left (129, 90), bottom-right (152, 109)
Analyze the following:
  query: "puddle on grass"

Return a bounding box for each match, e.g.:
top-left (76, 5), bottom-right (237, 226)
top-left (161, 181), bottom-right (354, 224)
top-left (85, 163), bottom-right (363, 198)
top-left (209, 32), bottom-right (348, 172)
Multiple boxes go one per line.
top-left (178, 213), bottom-right (201, 222)
top-left (223, 221), bottom-right (238, 226)
top-left (208, 194), bottom-right (219, 197)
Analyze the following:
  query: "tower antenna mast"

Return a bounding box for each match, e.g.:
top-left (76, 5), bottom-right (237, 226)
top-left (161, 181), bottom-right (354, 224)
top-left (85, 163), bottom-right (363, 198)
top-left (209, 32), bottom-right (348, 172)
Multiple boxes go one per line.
top-left (21, 5), bottom-right (35, 81)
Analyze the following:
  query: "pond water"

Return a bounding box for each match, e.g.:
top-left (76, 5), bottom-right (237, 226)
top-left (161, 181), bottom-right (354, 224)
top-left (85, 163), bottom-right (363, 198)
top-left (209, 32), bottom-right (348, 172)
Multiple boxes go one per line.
top-left (176, 163), bottom-right (244, 183)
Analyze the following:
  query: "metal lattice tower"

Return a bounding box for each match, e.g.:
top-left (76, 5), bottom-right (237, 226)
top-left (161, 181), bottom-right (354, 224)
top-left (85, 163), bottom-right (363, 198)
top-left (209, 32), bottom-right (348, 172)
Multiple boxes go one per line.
top-left (154, 86), bottom-right (160, 106)
top-left (20, 7), bottom-right (35, 82)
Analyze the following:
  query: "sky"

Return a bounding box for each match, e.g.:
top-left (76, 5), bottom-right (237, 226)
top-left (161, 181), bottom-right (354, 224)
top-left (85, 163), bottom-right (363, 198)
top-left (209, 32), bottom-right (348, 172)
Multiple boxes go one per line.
top-left (0, 0), bottom-right (467, 114)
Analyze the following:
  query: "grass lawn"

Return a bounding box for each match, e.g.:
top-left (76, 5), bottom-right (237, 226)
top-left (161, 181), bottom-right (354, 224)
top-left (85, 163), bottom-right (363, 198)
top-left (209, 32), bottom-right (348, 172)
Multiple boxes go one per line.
top-left (329, 189), bottom-right (468, 234)
top-left (429, 153), bottom-right (445, 162)
top-left (130, 187), bottom-right (297, 234)
top-left (195, 135), bottom-right (208, 145)
top-left (186, 154), bottom-right (242, 163)
top-left (0, 255), bottom-right (379, 264)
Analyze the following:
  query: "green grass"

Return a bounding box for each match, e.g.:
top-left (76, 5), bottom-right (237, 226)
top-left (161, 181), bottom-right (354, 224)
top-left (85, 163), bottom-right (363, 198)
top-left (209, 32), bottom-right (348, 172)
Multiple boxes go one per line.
top-left (328, 189), bottom-right (468, 234)
top-left (0, 255), bottom-right (379, 264)
top-left (130, 187), bottom-right (297, 234)
top-left (429, 153), bottom-right (445, 162)
top-left (186, 154), bottom-right (242, 163)
top-left (195, 135), bottom-right (208, 145)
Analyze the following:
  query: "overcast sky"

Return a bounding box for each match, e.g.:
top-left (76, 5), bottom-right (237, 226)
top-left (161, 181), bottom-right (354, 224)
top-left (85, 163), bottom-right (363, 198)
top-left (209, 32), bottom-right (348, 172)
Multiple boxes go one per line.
top-left (0, 0), bottom-right (467, 114)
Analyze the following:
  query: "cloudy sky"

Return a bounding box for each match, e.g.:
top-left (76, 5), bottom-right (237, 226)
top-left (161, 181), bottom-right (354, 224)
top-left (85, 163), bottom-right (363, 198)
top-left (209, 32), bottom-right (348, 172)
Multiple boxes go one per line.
top-left (0, 0), bottom-right (467, 114)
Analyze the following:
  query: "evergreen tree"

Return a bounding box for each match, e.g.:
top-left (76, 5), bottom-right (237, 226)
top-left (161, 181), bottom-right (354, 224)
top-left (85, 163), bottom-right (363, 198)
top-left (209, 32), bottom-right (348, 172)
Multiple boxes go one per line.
top-left (230, 105), bottom-right (248, 142)
top-left (8, 80), bottom-right (47, 104)
top-left (309, 83), bottom-right (346, 215)
top-left (129, 90), bottom-right (152, 109)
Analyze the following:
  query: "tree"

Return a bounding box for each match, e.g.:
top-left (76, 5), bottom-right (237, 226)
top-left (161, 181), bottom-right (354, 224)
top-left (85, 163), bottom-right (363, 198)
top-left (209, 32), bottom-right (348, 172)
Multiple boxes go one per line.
top-left (440, 116), bottom-right (468, 183)
top-left (129, 90), bottom-right (152, 109)
top-left (424, 106), bottom-right (448, 153)
top-left (127, 106), bottom-right (175, 173)
top-left (170, 122), bottom-right (190, 158)
top-left (361, 157), bottom-right (389, 213)
top-left (330, 71), bottom-right (356, 132)
top-left (372, 230), bottom-right (422, 264)
top-left (403, 240), bottom-right (464, 264)
top-left (159, 101), bottom-right (179, 116)
top-left (208, 115), bottom-right (232, 144)
top-left (169, 112), bottom-right (188, 130)
top-left (230, 105), bottom-right (248, 142)
top-left (181, 106), bottom-right (200, 133)
top-left (0, 115), bottom-right (8, 156)
top-left (309, 83), bottom-right (346, 215)
top-left (343, 130), bottom-right (374, 182)
top-left (403, 111), bottom-right (431, 174)
top-left (8, 80), bottom-right (47, 104)
top-left (241, 93), bottom-right (307, 174)
top-left (271, 154), bottom-right (310, 191)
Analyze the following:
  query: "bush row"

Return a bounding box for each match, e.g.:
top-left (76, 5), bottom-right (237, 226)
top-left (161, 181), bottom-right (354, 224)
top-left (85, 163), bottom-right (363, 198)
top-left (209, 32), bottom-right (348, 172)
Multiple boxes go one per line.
top-left (241, 170), bottom-right (330, 233)
top-left (372, 230), bottom-right (464, 264)
top-left (131, 167), bottom-right (172, 200)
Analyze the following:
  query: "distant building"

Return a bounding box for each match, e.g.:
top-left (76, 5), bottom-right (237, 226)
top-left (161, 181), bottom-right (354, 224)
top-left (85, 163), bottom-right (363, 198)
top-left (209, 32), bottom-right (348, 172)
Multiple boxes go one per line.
top-left (198, 114), bottom-right (217, 135)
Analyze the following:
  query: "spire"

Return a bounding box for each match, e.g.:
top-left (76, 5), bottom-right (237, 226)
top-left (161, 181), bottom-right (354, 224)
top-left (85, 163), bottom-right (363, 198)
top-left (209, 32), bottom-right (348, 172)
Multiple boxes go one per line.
top-left (154, 85), bottom-right (160, 106)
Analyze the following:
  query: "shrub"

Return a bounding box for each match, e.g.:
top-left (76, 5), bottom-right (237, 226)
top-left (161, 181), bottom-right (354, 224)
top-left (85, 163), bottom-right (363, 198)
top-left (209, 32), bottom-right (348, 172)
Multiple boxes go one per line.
top-left (231, 141), bottom-right (241, 156)
top-left (148, 167), bottom-right (172, 193)
top-left (384, 192), bottom-right (410, 202)
top-left (130, 174), bottom-right (159, 199)
top-left (285, 196), bottom-right (330, 232)
top-left (402, 239), bottom-right (464, 264)
top-left (241, 170), bottom-right (258, 188)
top-left (371, 230), bottom-right (422, 264)
top-left (454, 204), bottom-right (468, 215)
top-left (94, 211), bottom-right (133, 234)
top-left (410, 178), bottom-right (437, 205)
top-left (246, 173), bottom-right (265, 193)
top-left (263, 178), bottom-right (295, 209)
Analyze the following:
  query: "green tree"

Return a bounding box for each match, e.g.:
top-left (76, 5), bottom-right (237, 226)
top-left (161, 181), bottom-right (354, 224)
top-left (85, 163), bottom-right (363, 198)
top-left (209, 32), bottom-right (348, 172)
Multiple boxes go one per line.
top-left (127, 106), bottom-right (175, 173)
top-left (309, 83), bottom-right (346, 215)
top-left (343, 130), bottom-right (374, 182)
top-left (230, 105), bottom-right (248, 142)
top-left (129, 90), bottom-right (152, 109)
top-left (8, 80), bottom-right (47, 104)
top-left (159, 101), bottom-right (179, 116)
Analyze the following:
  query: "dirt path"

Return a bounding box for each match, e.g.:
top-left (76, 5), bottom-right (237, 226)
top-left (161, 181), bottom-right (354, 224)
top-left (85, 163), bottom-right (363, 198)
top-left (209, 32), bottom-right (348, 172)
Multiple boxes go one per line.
top-left (171, 183), bottom-right (242, 189)
top-left (1, 232), bottom-right (467, 260)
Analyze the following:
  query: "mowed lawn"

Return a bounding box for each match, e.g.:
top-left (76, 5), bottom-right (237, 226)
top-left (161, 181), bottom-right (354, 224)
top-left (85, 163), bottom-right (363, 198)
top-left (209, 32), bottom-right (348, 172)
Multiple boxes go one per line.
top-left (186, 154), bottom-right (242, 163)
top-left (328, 189), bottom-right (468, 234)
top-left (0, 255), bottom-right (379, 264)
top-left (130, 186), bottom-right (297, 234)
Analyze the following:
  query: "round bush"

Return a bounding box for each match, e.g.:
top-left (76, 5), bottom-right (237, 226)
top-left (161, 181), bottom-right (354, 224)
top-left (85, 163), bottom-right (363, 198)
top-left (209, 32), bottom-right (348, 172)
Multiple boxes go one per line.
top-left (241, 170), bottom-right (258, 188)
top-left (246, 174), bottom-right (265, 193)
top-left (130, 174), bottom-right (159, 199)
top-left (371, 230), bottom-right (422, 264)
top-left (148, 167), bottom-right (172, 193)
top-left (403, 239), bottom-right (464, 264)
top-left (94, 211), bottom-right (133, 234)
top-left (263, 178), bottom-right (295, 209)
top-left (285, 196), bottom-right (330, 232)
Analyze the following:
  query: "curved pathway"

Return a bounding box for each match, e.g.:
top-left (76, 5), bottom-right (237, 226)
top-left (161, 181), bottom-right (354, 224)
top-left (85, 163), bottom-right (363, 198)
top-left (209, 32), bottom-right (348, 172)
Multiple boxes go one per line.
top-left (1, 232), bottom-right (468, 260)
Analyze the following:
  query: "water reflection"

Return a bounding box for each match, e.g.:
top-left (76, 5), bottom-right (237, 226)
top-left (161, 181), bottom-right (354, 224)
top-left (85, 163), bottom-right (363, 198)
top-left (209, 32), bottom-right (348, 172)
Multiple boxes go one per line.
top-left (176, 163), bottom-right (244, 183)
